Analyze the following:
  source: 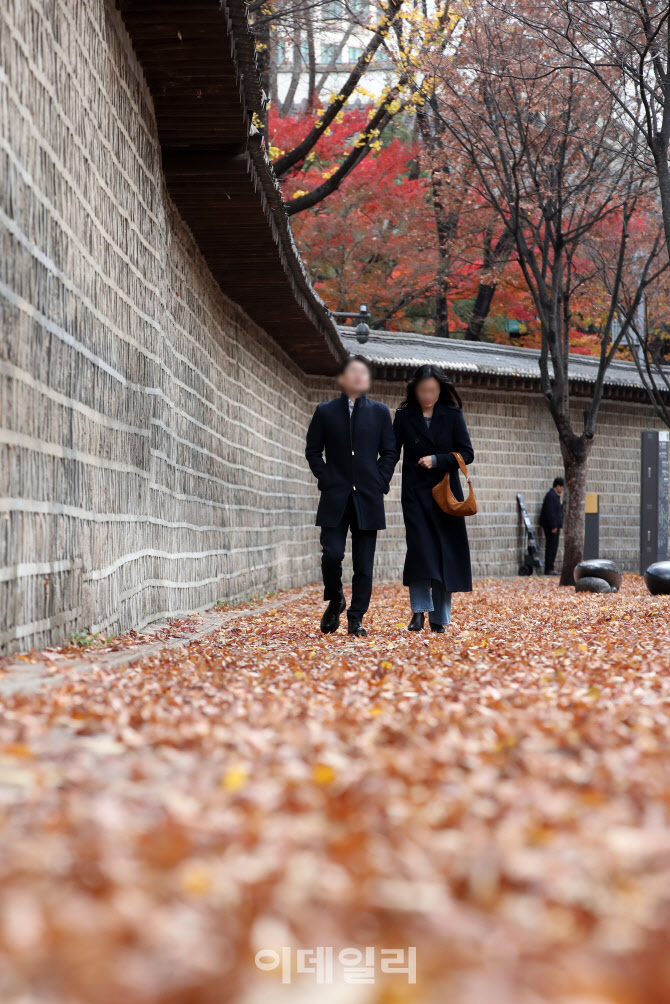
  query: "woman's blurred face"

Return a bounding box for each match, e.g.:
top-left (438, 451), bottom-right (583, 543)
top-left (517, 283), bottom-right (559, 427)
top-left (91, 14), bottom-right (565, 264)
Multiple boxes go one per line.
top-left (416, 377), bottom-right (441, 411)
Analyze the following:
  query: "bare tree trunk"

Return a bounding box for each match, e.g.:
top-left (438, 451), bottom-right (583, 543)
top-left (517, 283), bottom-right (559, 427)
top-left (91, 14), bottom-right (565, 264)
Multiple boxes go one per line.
top-left (464, 282), bottom-right (495, 341)
top-left (305, 8), bottom-right (316, 112)
top-left (280, 32), bottom-right (302, 117)
top-left (559, 437), bottom-right (592, 586)
top-left (435, 275), bottom-right (449, 337)
top-left (314, 26), bottom-right (355, 104)
top-left (652, 141), bottom-right (670, 260)
top-left (268, 27), bottom-right (278, 108)
top-left (465, 225), bottom-right (515, 340)
top-left (431, 171), bottom-right (458, 338)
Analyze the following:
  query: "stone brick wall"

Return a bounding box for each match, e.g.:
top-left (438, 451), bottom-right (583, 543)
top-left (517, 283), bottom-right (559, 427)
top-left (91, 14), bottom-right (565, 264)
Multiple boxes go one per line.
top-left (0, 0), bottom-right (321, 650)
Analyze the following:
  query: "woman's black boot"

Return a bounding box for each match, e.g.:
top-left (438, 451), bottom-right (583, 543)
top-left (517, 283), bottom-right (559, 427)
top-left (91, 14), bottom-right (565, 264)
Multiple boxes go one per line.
top-left (429, 621), bottom-right (445, 633)
top-left (408, 612), bottom-right (425, 631)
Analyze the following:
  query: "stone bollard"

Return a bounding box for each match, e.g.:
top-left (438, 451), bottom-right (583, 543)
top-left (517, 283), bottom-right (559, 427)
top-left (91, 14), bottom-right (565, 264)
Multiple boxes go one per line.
top-left (574, 559), bottom-right (622, 593)
top-left (575, 576), bottom-right (612, 594)
top-left (643, 561), bottom-right (670, 595)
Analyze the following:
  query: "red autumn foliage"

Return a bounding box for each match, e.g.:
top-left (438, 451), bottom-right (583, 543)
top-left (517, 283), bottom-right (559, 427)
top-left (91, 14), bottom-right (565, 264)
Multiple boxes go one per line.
top-left (271, 106), bottom-right (668, 355)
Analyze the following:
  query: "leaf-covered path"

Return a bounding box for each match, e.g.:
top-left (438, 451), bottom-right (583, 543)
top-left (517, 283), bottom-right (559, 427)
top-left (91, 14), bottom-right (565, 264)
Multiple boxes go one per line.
top-left (1, 578), bottom-right (670, 1004)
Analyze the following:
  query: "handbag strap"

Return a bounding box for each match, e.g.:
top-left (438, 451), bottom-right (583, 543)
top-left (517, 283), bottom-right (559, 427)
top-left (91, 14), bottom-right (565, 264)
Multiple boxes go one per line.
top-left (452, 452), bottom-right (470, 479)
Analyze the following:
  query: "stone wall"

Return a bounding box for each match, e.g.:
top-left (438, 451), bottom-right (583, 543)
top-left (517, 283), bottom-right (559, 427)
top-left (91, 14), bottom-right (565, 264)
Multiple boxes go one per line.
top-left (0, 0), bottom-right (322, 650)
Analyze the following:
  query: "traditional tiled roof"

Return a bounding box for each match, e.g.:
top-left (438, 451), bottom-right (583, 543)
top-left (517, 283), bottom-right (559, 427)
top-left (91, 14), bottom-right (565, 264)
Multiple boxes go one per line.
top-left (339, 327), bottom-right (651, 391)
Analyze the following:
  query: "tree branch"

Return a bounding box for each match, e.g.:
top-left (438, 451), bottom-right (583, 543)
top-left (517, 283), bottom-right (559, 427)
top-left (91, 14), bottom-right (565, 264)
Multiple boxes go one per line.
top-left (272, 0), bottom-right (405, 176)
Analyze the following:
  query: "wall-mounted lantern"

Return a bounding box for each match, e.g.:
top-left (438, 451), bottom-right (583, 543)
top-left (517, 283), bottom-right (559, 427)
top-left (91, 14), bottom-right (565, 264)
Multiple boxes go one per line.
top-left (331, 302), bottom-right (372, 344)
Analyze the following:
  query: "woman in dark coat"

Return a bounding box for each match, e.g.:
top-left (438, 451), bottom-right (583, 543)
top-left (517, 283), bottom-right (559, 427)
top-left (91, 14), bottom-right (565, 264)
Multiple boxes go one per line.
top-left (392, 365), bottom-right (474, 632)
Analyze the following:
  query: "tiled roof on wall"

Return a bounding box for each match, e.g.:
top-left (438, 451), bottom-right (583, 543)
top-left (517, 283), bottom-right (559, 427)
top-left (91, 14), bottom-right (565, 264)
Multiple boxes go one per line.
top-left (339, 327), bottom-right (653, 391)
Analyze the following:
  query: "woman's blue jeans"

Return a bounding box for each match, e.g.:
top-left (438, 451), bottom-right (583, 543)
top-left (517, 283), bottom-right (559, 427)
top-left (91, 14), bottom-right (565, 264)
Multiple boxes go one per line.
top-left (409, 579), bottom-right (452, 625)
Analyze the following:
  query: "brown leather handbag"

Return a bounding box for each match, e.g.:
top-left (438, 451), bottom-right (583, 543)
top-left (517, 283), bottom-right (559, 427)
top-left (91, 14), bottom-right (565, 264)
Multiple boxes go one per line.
top-left (432, 452), bottom-right (477, 516)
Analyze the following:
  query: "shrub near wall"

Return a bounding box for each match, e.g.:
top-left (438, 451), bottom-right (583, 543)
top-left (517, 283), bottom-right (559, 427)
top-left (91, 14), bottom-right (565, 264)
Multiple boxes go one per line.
top-left (0, 0), bottom-right (323, 651)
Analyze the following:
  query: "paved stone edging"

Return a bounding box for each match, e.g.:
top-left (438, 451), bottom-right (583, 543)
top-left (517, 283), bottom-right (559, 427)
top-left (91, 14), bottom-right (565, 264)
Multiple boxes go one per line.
top-left (0, 587), bottom-right (317, 698)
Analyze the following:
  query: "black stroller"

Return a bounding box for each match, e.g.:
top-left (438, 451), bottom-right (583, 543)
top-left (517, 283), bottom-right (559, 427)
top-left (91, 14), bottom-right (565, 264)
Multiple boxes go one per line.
top-left (517, 493), bottom-right (543, 575)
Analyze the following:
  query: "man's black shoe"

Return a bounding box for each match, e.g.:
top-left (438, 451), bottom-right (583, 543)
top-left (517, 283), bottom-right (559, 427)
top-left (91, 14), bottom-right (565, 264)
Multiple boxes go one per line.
top-left (320, 596), bottom-right (346, 634)
top-left (408, 612), bottom-right (425, 631)
top-left (429, 621), bottom-right (445, 633)
top-left (347, 618), bottom-right (367, 637)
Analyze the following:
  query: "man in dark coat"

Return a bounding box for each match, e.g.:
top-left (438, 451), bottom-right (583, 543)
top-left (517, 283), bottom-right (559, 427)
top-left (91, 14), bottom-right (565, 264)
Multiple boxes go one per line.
top-left (539, 477), bottom-right (564, 575)
top-left (305, 356), bottom-right (397, 636)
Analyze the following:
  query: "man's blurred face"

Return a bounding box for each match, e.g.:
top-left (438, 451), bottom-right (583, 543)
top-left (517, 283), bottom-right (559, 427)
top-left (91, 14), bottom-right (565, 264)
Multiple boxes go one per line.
top-left (555, 484), bottom-right (564, 495)
top-left (338, 360), bottom-right (371, 398)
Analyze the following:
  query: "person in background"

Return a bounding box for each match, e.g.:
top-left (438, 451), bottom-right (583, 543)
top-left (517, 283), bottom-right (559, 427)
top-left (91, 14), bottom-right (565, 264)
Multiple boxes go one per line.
top-left (539, 477), bottom-right (565, 576)
top-left (305, 355), bottom-right (397, 637)
top-left (392, 364), bottom-right (474, 632)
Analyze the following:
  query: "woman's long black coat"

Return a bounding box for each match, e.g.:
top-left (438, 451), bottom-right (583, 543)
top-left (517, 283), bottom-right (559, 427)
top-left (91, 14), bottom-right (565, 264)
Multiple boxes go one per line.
top-left (392, 401), bottom-right (474, 592)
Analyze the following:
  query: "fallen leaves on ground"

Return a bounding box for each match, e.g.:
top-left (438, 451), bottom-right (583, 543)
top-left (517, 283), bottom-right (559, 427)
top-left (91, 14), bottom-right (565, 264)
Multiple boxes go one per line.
top-left (1, 577), bottom-right (670, 1004)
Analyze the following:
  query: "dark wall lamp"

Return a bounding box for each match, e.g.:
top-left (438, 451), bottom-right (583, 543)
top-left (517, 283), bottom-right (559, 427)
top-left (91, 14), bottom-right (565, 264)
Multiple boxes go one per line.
top-left (331, 303), bottom-right (371, 344)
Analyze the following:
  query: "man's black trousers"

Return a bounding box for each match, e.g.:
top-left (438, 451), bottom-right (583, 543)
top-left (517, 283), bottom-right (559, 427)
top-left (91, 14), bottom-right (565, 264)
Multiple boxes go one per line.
top-left (545, 529), bottom-right (560, 573)
top-left (320, 494), bottom-right (377, 620)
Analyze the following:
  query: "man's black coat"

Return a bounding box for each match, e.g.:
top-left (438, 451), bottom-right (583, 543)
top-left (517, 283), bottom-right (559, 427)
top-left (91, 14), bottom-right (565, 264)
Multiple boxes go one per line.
top-left (539, 488), bottom-right (564, 531)
top-left (305, 393), bottom-right (396, 530)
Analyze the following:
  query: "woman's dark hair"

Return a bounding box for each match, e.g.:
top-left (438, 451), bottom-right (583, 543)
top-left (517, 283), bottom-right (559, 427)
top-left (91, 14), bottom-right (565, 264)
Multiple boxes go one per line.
top-left (399, 364), bottom-right (462, 410)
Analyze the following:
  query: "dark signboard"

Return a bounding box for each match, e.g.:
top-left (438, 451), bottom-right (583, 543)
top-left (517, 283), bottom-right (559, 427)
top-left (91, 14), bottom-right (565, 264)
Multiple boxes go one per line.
top-left (584, 493), bottom-right (599, 561)
top-left (640, 431), bottom-right (670, 574)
